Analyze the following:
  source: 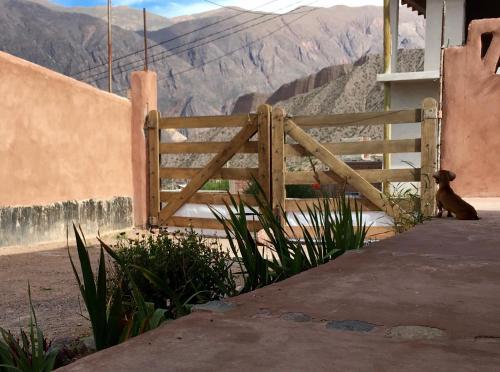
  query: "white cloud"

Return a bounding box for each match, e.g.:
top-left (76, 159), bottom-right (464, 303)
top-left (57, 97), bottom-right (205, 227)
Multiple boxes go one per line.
top-left (112, 0), bottom-right (381, 18)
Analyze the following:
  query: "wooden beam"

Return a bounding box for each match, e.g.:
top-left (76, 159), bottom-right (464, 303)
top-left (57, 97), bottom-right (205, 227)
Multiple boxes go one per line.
top-left (159, 141), bottom-right (258, 154)
top-left (160, 168), bottom-right (258, 180)
top-left (284, 197), bottom-right (419, 213)
top-left (159, 121), bottom-right (258, 222)
top-left (159, 114), bottom-right (255, 129)
top-left (147, 110), bottom-right (160, 226)
top-left (291, 109), bottom-right (421, 128)
top-left (284, 118), bottom-right (403, 218)
top-left (285, 139), bottom-right (421, 157)
top-left (272, 107), bottom-right (286, 218)
top-left (420, 98), bottom-right (438, 217)
top-left (285, 168), bottom-right (421, 185)
top-left (257, 105), bottom-right (272, 200)
top-left (162, 216), bottom-right (262, 231)
top-left (161, 191), bottom-right (257, 206)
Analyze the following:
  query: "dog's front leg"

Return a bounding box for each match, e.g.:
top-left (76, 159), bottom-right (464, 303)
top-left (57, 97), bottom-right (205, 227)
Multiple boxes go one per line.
top-left (436, 200), bottom-right (443, 218)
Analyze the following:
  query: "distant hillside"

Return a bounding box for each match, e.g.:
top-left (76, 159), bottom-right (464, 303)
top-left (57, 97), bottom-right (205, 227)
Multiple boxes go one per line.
top-left (0, 0), bottom-right (425, 117)
top-left (163, 49), bottom-right (425, 169)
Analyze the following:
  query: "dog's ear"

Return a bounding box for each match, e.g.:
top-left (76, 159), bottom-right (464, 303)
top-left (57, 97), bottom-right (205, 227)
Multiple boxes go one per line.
top-left (448, 171), bottom-right (456, 181)
top-left (433, 171), bottom-right (440, 180)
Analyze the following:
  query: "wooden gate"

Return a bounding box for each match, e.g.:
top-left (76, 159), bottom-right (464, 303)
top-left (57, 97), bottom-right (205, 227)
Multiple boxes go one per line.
top-left (146, 105), bottom-right (272, 231)
top-left (147, 99), bottom-right (438, 233)
top-left (271, 98), bottom-right (438, 223)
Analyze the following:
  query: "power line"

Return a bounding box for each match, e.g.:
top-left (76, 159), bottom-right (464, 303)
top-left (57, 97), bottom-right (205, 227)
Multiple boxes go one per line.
top-left (71, 0), bottom-right (281, 78)
top-left (82, 0), bottom-right (309, 83)
top-left (201, 0), bottom-right (278, 14)
top-left (164, 6), bottom-right (320, 80)
top-left (84, 0), bottom-right (312, 84)
top-left (115, 4), bottom-right (321, 94)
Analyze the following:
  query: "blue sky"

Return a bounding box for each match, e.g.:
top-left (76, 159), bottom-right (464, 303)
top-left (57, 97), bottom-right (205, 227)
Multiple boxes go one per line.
top-left (50, 0), bottom-right (381, 18)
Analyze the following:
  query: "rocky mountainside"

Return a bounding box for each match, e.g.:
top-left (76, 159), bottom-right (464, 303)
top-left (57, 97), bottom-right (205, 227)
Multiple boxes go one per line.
top-left (163, 49), bottom-right (425, 169)
top-left (148, 5), bottom-right (425, 116)
top-left (0, 0), bottom-right (425, 118)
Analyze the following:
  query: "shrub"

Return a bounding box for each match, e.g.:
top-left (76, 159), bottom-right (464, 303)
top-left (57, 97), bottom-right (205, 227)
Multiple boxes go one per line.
top-left (0, 286), bottom-right (58, 372)
top-left (285, 184), bottom-right (319, 199)
top-left (111, 230), bottom-right (236, 318)
top-left (68, 226), bottom-right (167, 351)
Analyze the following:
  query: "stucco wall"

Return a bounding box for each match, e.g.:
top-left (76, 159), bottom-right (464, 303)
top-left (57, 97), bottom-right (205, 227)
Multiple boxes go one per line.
top-left (442, 19), bottom-right (500, 197)
top-left (0, 51), bottom-right (133, 205)
top-left (0, 51), bottom-right (135, 246)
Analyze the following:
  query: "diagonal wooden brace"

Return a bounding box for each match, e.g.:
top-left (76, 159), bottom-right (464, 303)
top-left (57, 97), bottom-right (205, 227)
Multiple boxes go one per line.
top-left (284, 118), bottom-right (403, 219)
top-left (159, 119), bottom-right (258, 223)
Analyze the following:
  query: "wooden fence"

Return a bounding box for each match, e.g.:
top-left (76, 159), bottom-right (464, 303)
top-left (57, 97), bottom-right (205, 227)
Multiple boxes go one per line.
top-left (147, 98), bottom-right (438, 237)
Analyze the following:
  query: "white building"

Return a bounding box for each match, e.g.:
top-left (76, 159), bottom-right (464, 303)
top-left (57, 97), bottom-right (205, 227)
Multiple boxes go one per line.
top-left (377, 0), bottom-right (500, 169)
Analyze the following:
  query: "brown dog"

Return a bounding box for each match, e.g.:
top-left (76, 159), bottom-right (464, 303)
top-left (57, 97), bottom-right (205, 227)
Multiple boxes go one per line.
top-left (433, 170), bottom-right (479, 220)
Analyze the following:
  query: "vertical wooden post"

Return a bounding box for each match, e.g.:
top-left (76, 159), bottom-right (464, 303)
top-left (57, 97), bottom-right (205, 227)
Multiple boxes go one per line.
top-left (420, 98), bottom-right (438, 218)
top-left (143, 8), bottom-right (149, 71)
top-left (257, 105), bottom-right (272, 201)
top-left (383, 0), bottom-right (398, 192)
top-left (271, 107), bottom-right (285, 220)
top-left (147, 110), bottom-right (160, 226)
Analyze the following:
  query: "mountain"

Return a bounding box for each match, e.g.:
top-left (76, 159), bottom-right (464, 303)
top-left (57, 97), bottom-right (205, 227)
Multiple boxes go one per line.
top-left (233, 49), bottom-right (424, 115)
top-left (161, 49), bottom-right (425, 169)
top-left (0, 0), bottom-right (425, 118)
top-left (147, 5), bottom-right (425, 116)
top-left (26, 0), bottom-right (172, 31)
top-left (277, 49), bottom-right (424, 116)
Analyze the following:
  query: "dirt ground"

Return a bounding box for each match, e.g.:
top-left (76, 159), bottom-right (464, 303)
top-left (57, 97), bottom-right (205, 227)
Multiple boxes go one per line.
top-left (0, 243), bottom-right (101, 341)
top-left (0, 231), bottom-right (233, 341)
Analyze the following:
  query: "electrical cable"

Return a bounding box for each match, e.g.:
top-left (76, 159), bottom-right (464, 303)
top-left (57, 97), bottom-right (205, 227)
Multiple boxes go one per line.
top-left (84, 0), bottom-right (315, 84)
top-left (71, 0), bottom-right (282, 77)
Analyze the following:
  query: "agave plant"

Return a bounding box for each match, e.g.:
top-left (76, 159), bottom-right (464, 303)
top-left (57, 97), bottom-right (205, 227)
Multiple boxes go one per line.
top-left (211, 180), bottom-right (367, 292)
top-left (211, 180), bottom-right (369, 293)
top-left (0, 285), bottom-right (58, 372)
top-left (293, 194), bottom-right (368, 264)
top-left (211, 192), bottom-right (274, 292)
top-left (68, 225), bottom-right (166, 351)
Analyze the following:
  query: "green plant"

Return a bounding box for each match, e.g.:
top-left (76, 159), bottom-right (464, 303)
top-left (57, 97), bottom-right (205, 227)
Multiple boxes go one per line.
top-left (110, 230), bottom-right (236, 318)
top-left (201, 179), bottom-right (230, 191)
top-left (245, 181), bottom-right (321, 199)
top-left (0, 286), bottom-right (58, 372)
top-left (68, 226), bottom-right (167, 351)
top-left (295, 194), bottom-right (368, 266)
top-left (212, 181), bottom-right (368, 293)
top-left (285, 184), bottom-right (319, 199)
top-left (384, 183), bottom-right (428, 233)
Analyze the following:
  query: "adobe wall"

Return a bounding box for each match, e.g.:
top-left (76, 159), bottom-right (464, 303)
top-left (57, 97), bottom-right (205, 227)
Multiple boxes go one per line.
top-left (442, 19), bottom-right (500, 197)
top-left (0, 51), bottom-right (135, 246)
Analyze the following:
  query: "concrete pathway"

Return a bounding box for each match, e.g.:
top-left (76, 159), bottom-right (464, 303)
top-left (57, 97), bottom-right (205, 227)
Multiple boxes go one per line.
top-left (62, 208), bottom-right (500, 372)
